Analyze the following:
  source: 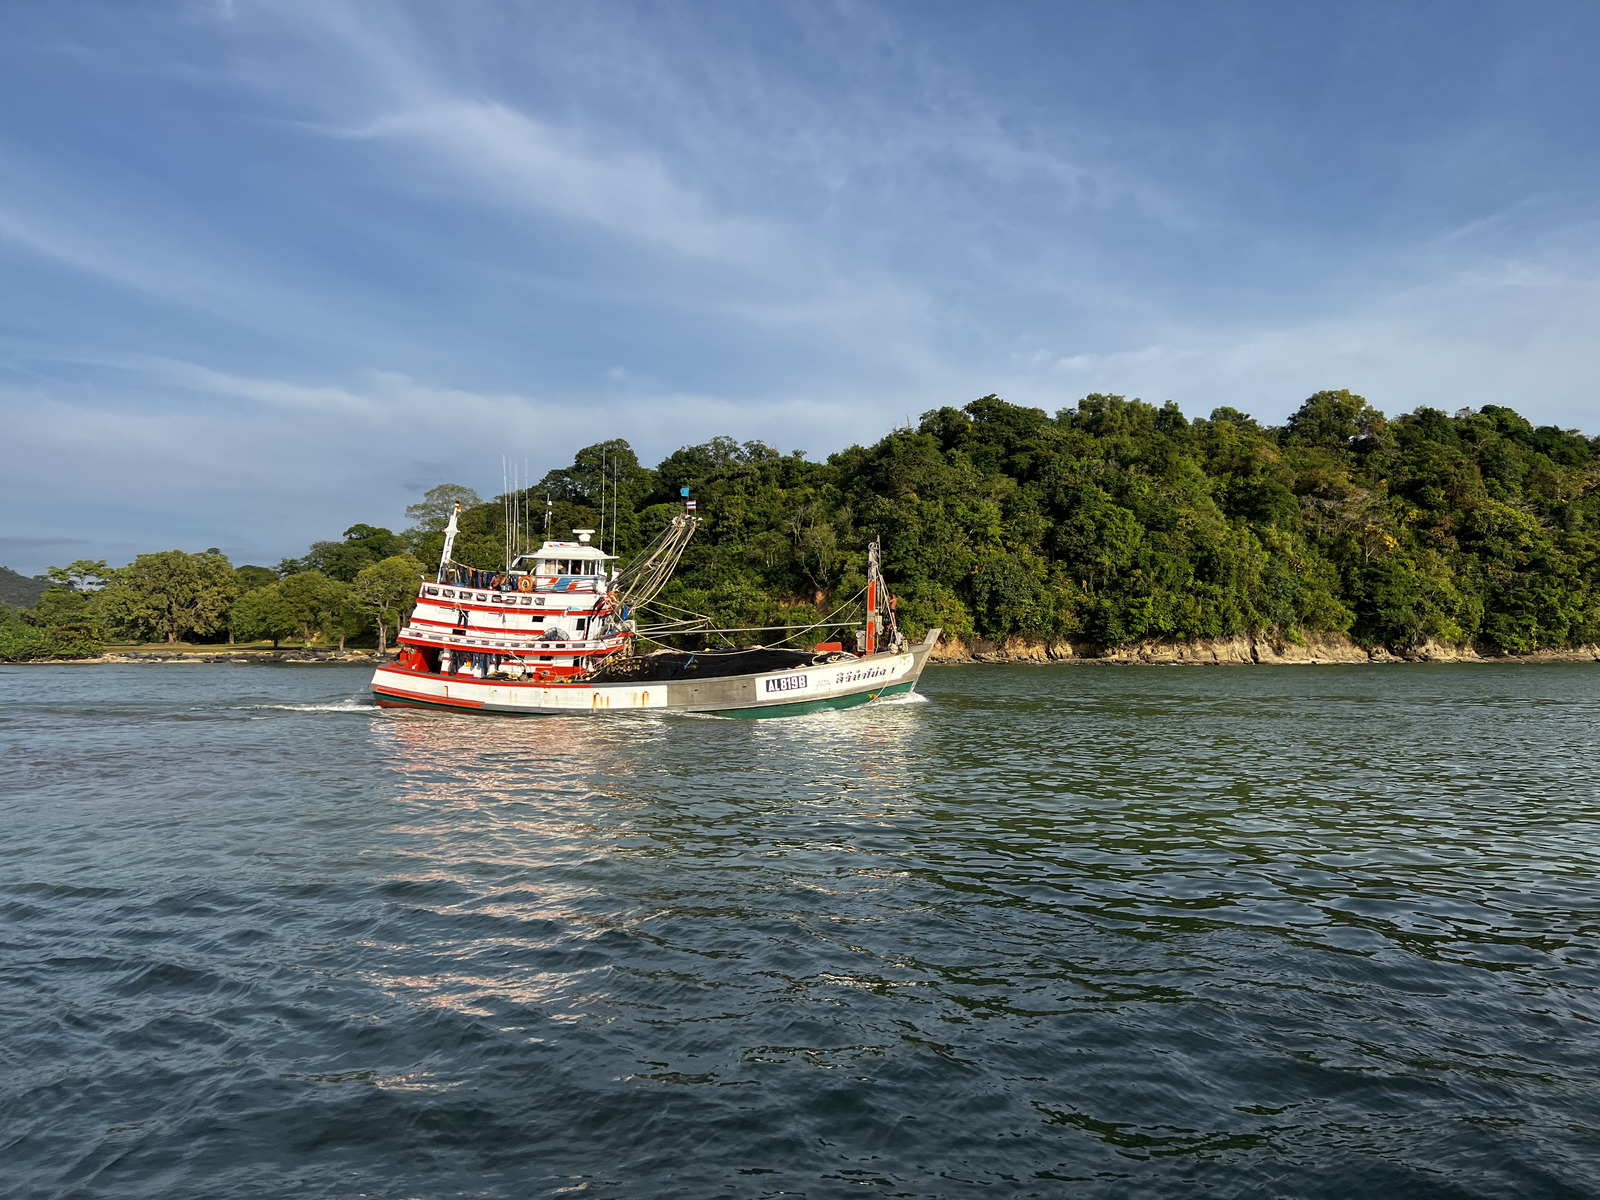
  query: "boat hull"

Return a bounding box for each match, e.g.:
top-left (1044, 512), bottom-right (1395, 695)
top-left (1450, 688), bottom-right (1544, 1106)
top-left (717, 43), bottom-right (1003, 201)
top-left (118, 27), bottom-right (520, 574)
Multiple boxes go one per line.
top-left (370, 631), bottom-right (939, 718)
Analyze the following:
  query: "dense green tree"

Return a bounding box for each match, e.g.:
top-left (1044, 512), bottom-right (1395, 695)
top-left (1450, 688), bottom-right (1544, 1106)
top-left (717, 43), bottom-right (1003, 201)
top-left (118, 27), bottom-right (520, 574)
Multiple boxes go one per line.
top-left (231, 583), bottom-right (299, 648)
top-left (23, 394), bottom-right (1599, 661)
top-left (280, 524), bottom-right (407, 582)
top-left (278, 572), bottom-right (343, 646)
top-left (391, 399), bottom-right (1591, 655)
top-left (353, 554), bottom-right (426, 653)
top-left (400, 483), bottom-right (487, 569)
top-left (235, 564), bottom-right (278, 592)
top-left (98, 550), bottom-right (240, 644)
top-left (406, 483), bottom-right (484, 531)
top-left (318, 579), bottom-right (364, 651)
top-left (25, 586), bottom-right (105, 654)
top-left (230, 572), bottom-right (359, 649)
top-left (45, 560), bottom-right (113, 591)
top-left (0, 606), bottom-right (57, 660)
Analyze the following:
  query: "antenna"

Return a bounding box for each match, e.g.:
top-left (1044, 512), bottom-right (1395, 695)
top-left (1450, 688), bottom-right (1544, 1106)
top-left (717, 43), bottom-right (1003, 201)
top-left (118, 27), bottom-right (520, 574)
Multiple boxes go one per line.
top-left (599, 447), bottom-right (606, 559)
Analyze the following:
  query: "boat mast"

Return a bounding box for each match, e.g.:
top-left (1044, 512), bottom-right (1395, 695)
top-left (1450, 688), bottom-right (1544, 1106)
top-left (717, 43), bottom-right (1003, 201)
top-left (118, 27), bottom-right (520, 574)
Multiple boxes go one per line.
top-left (866, 539), bottom-right (881, 654)
top-left (437, 501), bottom-right (461, 583)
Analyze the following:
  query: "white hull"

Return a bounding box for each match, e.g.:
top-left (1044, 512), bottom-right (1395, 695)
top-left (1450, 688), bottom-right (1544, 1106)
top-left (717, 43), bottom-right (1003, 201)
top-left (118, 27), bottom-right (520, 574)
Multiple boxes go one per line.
top-left (371, 632), bottom-right (939, 718)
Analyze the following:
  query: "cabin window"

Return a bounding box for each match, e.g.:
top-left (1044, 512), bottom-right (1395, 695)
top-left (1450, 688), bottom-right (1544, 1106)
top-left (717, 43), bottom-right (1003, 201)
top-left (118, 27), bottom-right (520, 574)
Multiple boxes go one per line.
top-left (575, 619), bottom-right (587, 631)
top-left (442, 589), bottom-right (454, 598)
top-left (425, 587), bottom-right (439, 596)
top-left (519, 596), bottom-right (532, 606)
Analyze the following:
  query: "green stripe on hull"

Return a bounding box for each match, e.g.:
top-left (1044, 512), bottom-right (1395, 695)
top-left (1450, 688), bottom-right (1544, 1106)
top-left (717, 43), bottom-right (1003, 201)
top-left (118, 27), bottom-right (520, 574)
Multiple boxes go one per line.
top-left (373, 690), bottom-right (494, 715)
top-left (710, 679), bottom-right (917, 720)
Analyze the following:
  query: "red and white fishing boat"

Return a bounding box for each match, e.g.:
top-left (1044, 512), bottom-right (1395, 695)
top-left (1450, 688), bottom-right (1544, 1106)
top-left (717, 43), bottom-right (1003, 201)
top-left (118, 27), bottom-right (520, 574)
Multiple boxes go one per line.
top-left (370, 500), bottom-right (939, 717)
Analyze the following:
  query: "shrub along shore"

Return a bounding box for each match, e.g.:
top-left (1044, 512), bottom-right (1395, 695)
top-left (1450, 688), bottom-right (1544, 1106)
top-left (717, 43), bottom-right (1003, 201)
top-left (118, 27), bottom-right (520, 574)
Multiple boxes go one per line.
top-left (4, 390), bottom-right (1598, 666)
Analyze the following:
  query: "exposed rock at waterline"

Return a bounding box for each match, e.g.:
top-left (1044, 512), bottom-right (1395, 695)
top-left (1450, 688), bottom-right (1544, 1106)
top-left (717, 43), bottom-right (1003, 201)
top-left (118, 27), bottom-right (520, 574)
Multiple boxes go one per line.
top-left (927, 632), bottom-right (1600, 665)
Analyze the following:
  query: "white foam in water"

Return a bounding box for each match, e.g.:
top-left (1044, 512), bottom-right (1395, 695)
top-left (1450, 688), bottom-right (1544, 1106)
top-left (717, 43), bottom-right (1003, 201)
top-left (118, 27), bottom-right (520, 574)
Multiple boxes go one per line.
top-left (874, 691), bottom-right (931, 706)
top-left (240, 696), bottom-right (377, 713)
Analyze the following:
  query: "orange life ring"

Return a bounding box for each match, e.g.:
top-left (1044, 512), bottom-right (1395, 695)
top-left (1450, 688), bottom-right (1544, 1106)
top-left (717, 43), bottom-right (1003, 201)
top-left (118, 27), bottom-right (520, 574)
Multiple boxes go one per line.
top-left (517, 575), bottom-right (534, 592)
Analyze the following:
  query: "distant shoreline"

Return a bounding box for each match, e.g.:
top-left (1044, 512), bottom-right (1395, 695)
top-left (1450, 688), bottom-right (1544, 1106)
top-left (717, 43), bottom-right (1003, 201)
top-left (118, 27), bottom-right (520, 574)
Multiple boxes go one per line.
top-left (2, 647), bottom-right (391, 666)
top-left (6, 641), bottom-right (1599, 667)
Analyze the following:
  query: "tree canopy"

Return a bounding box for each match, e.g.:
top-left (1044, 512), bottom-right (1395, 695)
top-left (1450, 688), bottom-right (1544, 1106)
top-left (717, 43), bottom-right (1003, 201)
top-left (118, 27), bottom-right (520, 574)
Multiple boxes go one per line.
top-left (5, 393), bottom-right (1597, 661)
top-left (97, 550), bottom-right (240, 644)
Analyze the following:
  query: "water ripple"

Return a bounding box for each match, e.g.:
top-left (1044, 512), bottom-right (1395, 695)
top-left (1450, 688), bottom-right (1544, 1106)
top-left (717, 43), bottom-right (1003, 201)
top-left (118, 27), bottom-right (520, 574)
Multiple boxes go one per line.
top-left (3, 662), bottom-right (1600, 1197)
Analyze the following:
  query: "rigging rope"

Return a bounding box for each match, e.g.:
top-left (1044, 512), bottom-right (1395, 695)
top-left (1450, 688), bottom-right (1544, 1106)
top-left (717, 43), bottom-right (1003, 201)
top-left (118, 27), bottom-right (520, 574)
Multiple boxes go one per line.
top-left (612, 514), bottom-right (701, 611)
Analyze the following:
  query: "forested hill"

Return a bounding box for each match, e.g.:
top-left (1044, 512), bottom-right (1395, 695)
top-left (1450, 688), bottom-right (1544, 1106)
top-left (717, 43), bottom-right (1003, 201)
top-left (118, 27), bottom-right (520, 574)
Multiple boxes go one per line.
top-left (0, 567), bottom-right (51, 609)
top-left (430, 390), bottom-right (1600, 655)
top-left (5, 389), bottom-right (1598, 659)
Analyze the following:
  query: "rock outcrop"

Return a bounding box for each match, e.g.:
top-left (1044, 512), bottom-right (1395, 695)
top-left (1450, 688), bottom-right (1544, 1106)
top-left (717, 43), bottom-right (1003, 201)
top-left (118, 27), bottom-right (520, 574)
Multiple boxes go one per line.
top-left (927, 632), bottom-right (1600, 666)
top-left (57, 648), bottom-right (386, 665)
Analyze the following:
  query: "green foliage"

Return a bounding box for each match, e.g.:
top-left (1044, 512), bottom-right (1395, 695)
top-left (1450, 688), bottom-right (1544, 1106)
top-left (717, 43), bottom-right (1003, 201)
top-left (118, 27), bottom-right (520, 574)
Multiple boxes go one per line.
top-left (0, 558), bottom-right (108, 658)
top-left (235, 564), bottom-right (279, 592)
top-left (405, 483), bottom-right (484, 532)
top-left (279, 524), bottom-right (406, 581)
top-left (24, 394), bottom-right (1599, 661)
top-left (98, 550), bottom-right (240, 644)
top-left (228, 571), bottom-right (363, 648)
top-left (26, 586), bottom-right (106, 656)
top-left (0, 566), bottom-right (52, 610)
top-left (394, 397), bottom-right (1597, 654)
top-left (353, 554), bottom-right (426, 653)
top-left (278, 572), bottom-right (346, 646)
top-left (46, 560), bottom-right (113, 591)
top-left (0, 605), bottom-right (59, 660)
top-left (231, 582), bottom-right (300, 648)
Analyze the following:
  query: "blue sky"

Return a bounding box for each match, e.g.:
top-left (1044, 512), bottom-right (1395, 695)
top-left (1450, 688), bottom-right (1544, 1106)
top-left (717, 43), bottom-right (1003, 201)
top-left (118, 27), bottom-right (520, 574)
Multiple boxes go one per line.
top-left (3, 1), bottom-right (1598, 574)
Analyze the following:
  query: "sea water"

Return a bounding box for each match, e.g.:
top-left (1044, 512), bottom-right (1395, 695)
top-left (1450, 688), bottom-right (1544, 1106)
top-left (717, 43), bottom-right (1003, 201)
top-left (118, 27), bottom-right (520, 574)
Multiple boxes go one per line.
top-left (3, 662), bottom-right (1599, 1198)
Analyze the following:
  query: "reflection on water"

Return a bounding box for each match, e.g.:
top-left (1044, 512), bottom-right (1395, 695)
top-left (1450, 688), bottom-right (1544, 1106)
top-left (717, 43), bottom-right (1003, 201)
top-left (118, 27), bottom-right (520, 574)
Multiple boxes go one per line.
top-left (367, 700), bottom-right (932, 1029)
top-left (3, 662), bottom-right (1600, 1198)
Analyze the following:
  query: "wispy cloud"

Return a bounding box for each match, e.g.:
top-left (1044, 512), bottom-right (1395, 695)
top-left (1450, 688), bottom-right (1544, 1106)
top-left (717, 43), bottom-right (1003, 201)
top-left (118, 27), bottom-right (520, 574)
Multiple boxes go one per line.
top-left (347, 101), bottom-right (774, 264)
top-left (1, 1), bottom-right (1598, 572)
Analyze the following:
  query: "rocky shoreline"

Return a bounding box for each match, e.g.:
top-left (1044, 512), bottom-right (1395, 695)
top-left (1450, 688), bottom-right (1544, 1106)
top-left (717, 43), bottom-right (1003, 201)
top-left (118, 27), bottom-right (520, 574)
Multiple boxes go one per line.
top-left (927, 631), bottom-right (1600, 666)
top-left (9, 648), bottom-right (393, 665)
top-left (8, 636), bottom-right (1600, 667)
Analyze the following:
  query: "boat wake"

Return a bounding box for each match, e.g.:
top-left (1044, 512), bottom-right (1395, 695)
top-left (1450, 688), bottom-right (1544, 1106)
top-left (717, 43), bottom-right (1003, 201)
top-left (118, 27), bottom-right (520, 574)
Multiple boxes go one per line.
top-left (239, 697), bottom-right (378, 714)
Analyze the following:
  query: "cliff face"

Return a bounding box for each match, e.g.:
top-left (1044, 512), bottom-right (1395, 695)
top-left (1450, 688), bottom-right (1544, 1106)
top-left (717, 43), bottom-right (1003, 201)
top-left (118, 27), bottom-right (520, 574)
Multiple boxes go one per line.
top-left (927, 633), bottom-right (1600, 665)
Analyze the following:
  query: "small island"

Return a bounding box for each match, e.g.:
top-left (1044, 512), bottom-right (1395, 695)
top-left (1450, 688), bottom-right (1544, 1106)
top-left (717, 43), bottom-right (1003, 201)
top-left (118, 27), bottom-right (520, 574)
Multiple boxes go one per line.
top-left (4, 391), bottom-right (1597, 666)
